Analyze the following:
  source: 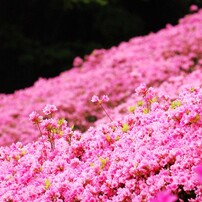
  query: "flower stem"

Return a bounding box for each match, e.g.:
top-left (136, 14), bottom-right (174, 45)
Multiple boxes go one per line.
top-left (100, 104), bottom-right (113, 122)
top-left (50, 140), bottom-right (55, 151)
top-left (37, 123), bottom-right (43, 136)
top-left (37, 123), bottom-right (46, 148)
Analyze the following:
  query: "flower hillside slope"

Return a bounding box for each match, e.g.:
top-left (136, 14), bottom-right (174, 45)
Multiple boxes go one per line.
top-left (1, 10), bottom-right (202, 145)
top-left (1, 86), bottom-right (202, 201)
top-left (99, 67), bottom-right (202, 125)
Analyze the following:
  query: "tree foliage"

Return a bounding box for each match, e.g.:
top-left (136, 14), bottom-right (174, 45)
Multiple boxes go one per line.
top-left (63, 0), bottom-right (109, 8)
top-left (0, 0), bottom-right (201, 93)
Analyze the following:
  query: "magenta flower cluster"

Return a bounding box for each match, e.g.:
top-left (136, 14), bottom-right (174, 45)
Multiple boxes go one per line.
top-left (1, 7), bottom-right (202, 146)
top-left (1, 86), bottom-right (202, 201)
top-left (0, 6), bottom-right (202, 202)
top-left (91, 95), bottom-right (110, 104)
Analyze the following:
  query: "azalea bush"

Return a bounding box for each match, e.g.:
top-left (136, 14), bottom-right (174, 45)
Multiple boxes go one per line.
top-left (0, 6), bottom-right (202, 202)
top-left (0, 7), bottom-right (202, 146)
top-left (1, 86), bottom-right (202, 201)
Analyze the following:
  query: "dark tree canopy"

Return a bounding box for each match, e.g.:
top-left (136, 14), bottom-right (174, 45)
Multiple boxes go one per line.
top-left (0, 0), bottom-right (201, 93)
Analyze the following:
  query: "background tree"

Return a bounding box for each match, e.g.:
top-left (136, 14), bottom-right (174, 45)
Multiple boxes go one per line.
top-left (0, 0), bottom-right (201, 93)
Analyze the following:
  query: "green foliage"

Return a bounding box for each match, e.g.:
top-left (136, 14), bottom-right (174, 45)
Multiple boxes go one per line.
top-left (99, 156), bottom-right (109, 169)
top-left (44, 178), bottom-right (51, 190)
top-left (63, 0), bottom-right (108, 8)
top-left (128, 106), bottom-right (136, 113)
top-left (170, 100), bottom-right (181, 109)
top-left (122, 123), bottom-right (130, 133)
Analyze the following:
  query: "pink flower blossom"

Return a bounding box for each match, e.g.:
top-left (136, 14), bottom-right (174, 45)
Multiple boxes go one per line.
top-left (135, 83), bottom-right (147, 96)
top-left (91, 95), bottom-right (109, 104)
top-left (195, 164), bottom-right (202, 184)
top-left (41, 118), bottom-right (57, 133)
top-left (102, 95), bottom-right (110, 103)
top-left (43, 104), bottom-right (58, 116)
top-left (190, 4), bottom-right (198, 12)
top-left (73, 56), bottom-right (83, 67)
top-left (91, 95), bottom-right (100, 103)
top-left (29, 111), bottom-right (43, 124)
top-left (150, 191), bottom-right (177, 202)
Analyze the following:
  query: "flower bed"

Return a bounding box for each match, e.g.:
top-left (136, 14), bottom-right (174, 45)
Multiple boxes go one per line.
top-left (0, 9), bottom-right (202, 146)
top-left (1, 86), bottom-right (202, 201)
top-left (0, 7), bottom-right (202, 202)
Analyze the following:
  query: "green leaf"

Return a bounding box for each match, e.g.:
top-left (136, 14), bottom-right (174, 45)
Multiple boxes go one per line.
top-left (106, 134), bottom-right (111, 142)
top-left (171, 100), bottom-right (181, 109)
top-left (143, 108), bottom-right (149, 114)
top-left (99, 157), bottom-right (109, 169)
top-left (122, 123), bottom-right (130, 133)
top-left (44, 178), bottom-right (51, 190)
top-left (137, 100), bottom-right (143, 107)
top-left (128, 106), bottom-right (136, 113)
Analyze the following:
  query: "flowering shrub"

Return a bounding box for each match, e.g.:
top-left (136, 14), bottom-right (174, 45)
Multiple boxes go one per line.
top-left (0, 8), bottom-right (202, 202)
top-left (190, 4), bottom-right (199, 12)
top-left (1, 9), bottom-right (202, 145)
top-left (195, 165), bottom-right (202, 184)
top-left (0, 86), bottom-right (202, 201)
top-left (91, 95), bottom-right (112, 121)
top-left (150, 191), bottom-right (177, 202)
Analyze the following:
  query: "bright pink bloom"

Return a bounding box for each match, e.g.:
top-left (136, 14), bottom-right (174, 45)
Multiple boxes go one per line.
top-left (41, 118), bottom-right (57, 133)
top-left (190, 4), bottom-right (198, 12)
top-left (135, 83), bottom-right (147, 96)
top-left (73, 56), bottom-right (83, 67)
top-left (102, 95), bottom-right (110, 103)
top-left (195, 164), bottom-right (202, 184)
top-left (43, 104), bottom-right (58, 116)
top-left (91, 95), bottom-right (109, 104)
top-left (2, 9), bottom-right (202, 201)
top-left (150, 191), bottom-right (177, 202)
top-left (29, 111), bottom-right (43, 124)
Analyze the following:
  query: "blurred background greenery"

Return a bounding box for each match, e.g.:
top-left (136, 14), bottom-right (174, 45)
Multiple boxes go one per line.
top-left (0, 0), bottom-right (201, 93)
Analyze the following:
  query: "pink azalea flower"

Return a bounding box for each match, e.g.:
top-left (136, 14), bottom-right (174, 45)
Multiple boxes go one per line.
top-left (195, 164), bottom-right (202, 184)
top-left (41, 118), bottom-right (57, 133)
top-left (43, 104), bottom-right (58, 116)
top-left (150, 191), bottom-right (177, 202)
top-left (91, 95), bottom-right (109, 104)
top-left (29, 111), bottom-right (43, 124)
top-left (135, 83), bottom-right (147, 96)
top-left (102, 95), bottom-right (110, 103)
top-left (190, 4), bottom-right (198, 12)
top-left (91, 95), bottom-right (100, 103)
top-left (73, 56), bottom-right (83, 67)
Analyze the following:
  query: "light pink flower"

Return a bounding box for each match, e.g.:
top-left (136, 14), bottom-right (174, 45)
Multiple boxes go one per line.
top-left (91, 95), bottom-right (100, 103)
top-left (41, 118), bottom-right (57, 133)
top-left (102, 95), bottom-right (110, 103)
top-left (43, 104), bottom-right (58, 116)
top-left (91, 95), bottom-right (109, 105)
top-left (29, 111), bottom-right (43, 124)
top-left (135, 83), bottom-right (147, 96)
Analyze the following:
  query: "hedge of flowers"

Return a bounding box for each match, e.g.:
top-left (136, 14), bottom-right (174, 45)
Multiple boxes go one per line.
top-left (0, 6), bottom-right (202, 202)
top-left (1, 86), bottom-right (202, 201)
top-left (0, 7), bottom-right (202, 146)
